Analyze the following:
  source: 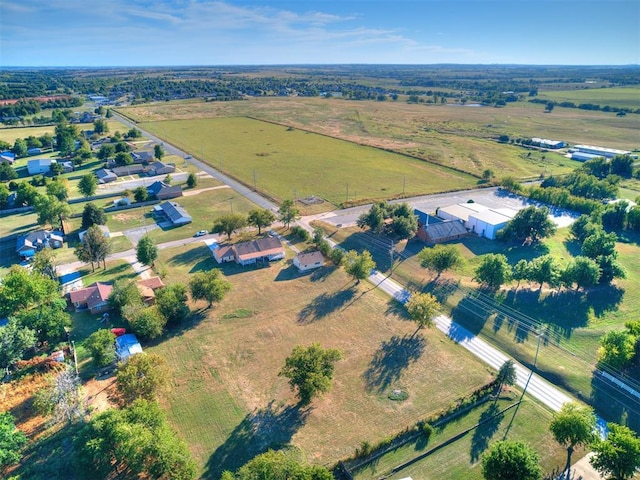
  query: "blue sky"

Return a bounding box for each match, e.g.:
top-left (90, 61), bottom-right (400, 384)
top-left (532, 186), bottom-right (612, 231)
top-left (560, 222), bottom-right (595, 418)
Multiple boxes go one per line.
top-left (1, 0), bottom-right (638, 66)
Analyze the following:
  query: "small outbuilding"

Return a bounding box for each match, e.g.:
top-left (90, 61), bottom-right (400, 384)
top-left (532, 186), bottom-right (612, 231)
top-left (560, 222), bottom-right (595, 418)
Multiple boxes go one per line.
top-left (115, 334), bottom-right (143, 361)
top-left (294, 251), bottom-right (324, 272)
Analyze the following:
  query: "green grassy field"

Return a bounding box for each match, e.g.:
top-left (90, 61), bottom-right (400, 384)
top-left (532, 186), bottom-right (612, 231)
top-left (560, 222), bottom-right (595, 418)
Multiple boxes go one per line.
top-left (0, 120), bottom-right (127, 144)
top-left (148, 241), bottom-right (495, 476)
top-left (320, 221), bottom-right (640, 427)
top-left (139, 117), bottom-right (478, 207)
top-left (353, 396), bottom-right (570, 480)
top-left (537, 87), bottom-right (640, 110)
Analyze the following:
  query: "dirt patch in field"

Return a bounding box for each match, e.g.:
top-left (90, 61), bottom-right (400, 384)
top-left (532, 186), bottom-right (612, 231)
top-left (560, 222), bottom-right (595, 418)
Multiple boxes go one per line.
top-left (83, 375), bottom-right (118, 414)
top-left (112, 213), bottom-right (140, 222)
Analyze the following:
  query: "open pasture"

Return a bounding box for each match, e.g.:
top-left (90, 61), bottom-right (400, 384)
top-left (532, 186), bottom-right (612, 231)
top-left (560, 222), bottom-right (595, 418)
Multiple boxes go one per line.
top-left (537, 87), bottom-right (640, 110)
top-left (122, 96), bottom-right (637, 176)
top-left (148, 242), bottom-right (494, 475)
top-left (141, 116), bottom-right (478, 207)
top-left (0, 120), bottom-right (127, 144)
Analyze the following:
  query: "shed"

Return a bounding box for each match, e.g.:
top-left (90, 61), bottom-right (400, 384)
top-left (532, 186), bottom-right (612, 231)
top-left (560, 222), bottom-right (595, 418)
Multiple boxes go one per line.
top-left (115, 334), bottom-right (143, 361)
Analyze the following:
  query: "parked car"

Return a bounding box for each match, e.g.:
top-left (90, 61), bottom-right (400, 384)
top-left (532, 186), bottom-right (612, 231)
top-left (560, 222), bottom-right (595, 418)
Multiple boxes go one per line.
top-left (194, 230), bottom-right (208, 237)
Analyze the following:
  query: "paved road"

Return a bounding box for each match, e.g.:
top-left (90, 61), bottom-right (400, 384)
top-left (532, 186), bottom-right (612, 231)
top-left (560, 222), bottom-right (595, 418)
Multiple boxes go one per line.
top-left (113, 112), bottom-right (278, 213)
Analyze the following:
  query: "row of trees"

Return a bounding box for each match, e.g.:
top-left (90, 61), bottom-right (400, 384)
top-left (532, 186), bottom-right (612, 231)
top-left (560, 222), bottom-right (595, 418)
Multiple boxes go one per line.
top-left (212, 203), bottom-right (299, 240)
top-left (356, 201), bottom-right (418, 240)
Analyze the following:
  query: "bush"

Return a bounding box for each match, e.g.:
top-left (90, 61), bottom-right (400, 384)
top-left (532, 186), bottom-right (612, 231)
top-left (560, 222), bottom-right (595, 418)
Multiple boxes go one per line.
top-left (290, 225), bottom-right (310, 241)
top-left (421, 422), bottom-right (434, 440)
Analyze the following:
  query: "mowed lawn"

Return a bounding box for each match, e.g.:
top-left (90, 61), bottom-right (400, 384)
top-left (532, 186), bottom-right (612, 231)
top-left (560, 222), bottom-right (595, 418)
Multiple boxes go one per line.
top-left (148, 242), bottom-right (494, 477)
top-left (140, 116), bottom-right (478, 206)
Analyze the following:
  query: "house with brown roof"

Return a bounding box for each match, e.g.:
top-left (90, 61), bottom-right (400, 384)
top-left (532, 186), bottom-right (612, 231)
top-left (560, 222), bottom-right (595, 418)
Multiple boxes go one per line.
top-left (293, 251), bottom-right (324, 272)
top-left (68, 282), bottom-right (113, 314)
top-left (137, 277), bottom-right (165, 305)
top-left (213, 237), bottom-right (285, 266)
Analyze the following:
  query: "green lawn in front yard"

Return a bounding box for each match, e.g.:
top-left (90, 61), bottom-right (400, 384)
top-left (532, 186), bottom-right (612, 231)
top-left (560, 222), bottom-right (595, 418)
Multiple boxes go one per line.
top-left (148, 242), bottom-right (495, 476)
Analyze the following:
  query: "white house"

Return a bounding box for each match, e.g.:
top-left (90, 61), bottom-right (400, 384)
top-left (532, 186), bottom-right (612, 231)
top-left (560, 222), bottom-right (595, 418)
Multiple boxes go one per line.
top-left (293, 251), bottom-right (324, 272)
top-left (78, 225), bottom-right (111, 243)
top-left (27, 158), bottom-right (53, 175)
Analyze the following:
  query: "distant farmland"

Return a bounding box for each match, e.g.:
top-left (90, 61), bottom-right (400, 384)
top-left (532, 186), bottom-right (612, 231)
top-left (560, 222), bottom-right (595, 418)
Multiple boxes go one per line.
top-left (537, 87), bottom-right (640, 110)
top-left (141, 116), bottom-right (478, 207)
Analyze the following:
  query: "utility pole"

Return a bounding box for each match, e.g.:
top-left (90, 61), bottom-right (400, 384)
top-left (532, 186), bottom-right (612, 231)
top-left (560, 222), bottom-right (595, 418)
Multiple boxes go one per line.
top-left (389, 239), bottom-right (394, 274)
top-left (71, 340), bottom-right (78, 375)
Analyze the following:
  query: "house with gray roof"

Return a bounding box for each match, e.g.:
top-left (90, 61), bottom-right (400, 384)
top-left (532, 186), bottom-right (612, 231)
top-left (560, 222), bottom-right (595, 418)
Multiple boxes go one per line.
top-left (16, 230), bottom-right (64, 258)
top-left (152, 201), bottom-right (192, 226)
top-left (95, 168), bottom-right (117, 184)
top-left (131, 151), bottom-right (154, 164)
top-left (27, 158), bottom-right (53, 175)
top-left (146, 161), bottom-right (176, 177)
top-left (147, 181), bottom-right (182, 200)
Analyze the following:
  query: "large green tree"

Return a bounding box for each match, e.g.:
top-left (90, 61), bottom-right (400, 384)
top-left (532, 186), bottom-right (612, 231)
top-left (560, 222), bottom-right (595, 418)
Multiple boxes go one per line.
top-left (78, 173), bottom-right (98, 197)
top-left (81, 202), bottom-right (106, 229)
top-left (189, 269), bottom-right (231, 308)
top-left (34, 195), bottom-right (70, 229)
top-left (0, 412), bottom-right (27, 471)
top-left (85, 329), bottom-right (116, 367)
top-left (212, 213), bottom-right (248, 240)
top-left (405, 292), bottom-right (440, 335)
top-left (497, 206), bottom-right (556, 244)
top-left (16, 299), bottom-right (71, 343)
top-left (496, 359), bottom-right (517, 393)
top-left (590, 423), bottom-right (640, 480)
top-left (562, 256), bottom-right (601, 290)
top-left (136, 235), bottom-right (158, 267)
top-left (108, 279), bottom-right (143, 316)
top-left (526, 254), bottom-right (561, 290)
top-left (75, 224), bottom-right (112, 271)
top-left (156, 283), bottom-right (190, 326)
top-left (224, 449), bottom-right (332, 480)
top-left (481, 440), bottom-right (542, 480)
top-left (342, 249), bottom-right (376, 284)
top-left (126, 305), bottom-right (166, 340)
top-left (31, 248), bottom-right (58, 281)
top-left (247, 208), bottom-right (276, 235)
top-left (73, 399), bottom-right (196, 480)
top-left (598, 330), bottom-right (636, 370)
top-left (46, 179), bottom-right (68, 201)
top-left (0, 266), bottom-right (60, 317)
top-left (549, 402), bottom-right (597, 478)
top-left (418, 244), bottom-right (462, 279)
top-left (117, 353), bottom-right (168, 403)
top-left (279, 343), bottom-right (343, 404)
top-left (154, 144), bottom-right (164, 161)
top-left (474, 254), bottom-right (512, 290)
top-left (0, 320), bottom-right (36, 375)
top-left (278, 199), bottom-right (300, 229)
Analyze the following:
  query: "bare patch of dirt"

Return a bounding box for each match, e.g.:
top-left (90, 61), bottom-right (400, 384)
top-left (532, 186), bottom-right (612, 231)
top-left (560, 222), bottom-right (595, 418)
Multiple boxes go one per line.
top-left (112, 213), bottom-right (140, 222)
top-left (83, 375), bottom-right (118, 414)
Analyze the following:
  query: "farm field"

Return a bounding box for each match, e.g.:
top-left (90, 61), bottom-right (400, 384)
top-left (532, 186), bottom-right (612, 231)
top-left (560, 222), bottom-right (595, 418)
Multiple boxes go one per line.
top-left (0, 120), bottom-right (127, 144)
top-left (121, 96), bottom-right (637, 171)
top-left (537, 87), bottom-right (640, 110)
top-left (139, 116), bottom-right (478, 207)
top-left (320, 221), bottom-right (640, 429)
top-left (148, 241), bottom-right (495, 476)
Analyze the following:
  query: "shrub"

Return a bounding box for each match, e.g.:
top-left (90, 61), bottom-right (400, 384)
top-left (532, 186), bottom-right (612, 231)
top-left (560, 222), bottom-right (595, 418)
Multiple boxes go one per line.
top-left (290, 225), bottom-right (310, 240)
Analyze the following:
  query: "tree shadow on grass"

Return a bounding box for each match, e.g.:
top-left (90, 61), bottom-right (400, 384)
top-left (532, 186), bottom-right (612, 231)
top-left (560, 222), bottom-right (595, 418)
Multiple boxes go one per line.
top-left (166, 244), bottom-right (212, 267)
top-left (591, 372), bottom-right (640, 433)
top-left (470, 403), bottom-right (505, 462)
top-left (297, 288), bottom-right (356, 324)
top-left (423, 277), bottom-right (461, 305)
top-left (448, 295), bottom-right (493, 342)
top-left (363, 334), bottom-right (426, 394)
top-left (202, 401), bottom-right (311, 479)
top-left (309, 264), bottom-right (337, 282)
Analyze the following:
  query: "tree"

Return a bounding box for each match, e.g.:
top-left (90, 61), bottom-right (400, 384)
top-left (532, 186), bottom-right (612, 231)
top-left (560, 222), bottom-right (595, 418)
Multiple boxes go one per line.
top-left (405, 292), bottom-right (440, 335)
top-left (156, 283), bottom-right (190, 326)
top-left (117, 353), bottom-right (168, 403)
top-left (227, 449), bottom-right (332, 480)
top-left (0, 162), bottom-right (18, 182)
top-left (31, 248), bottom-right (58, 281)
top-left (16, 300), bottom-right (71, 344)
top-left (278, 199), bottom-right (300, 229)
top-left (211, 213), bottom-right (248, 240)
top-left (78, 173), bottom-right (98, 197)
top-left (93, 119), bottom-right (109, 135)
top-left (598, 330), bottom-right (636, 370)
top-left (15, 181), bottom-right (39, 206)
top-left (34, 195), bottom-right (70, 229)
top-left (0, 320), bottom-right (36, 375)
top-left (133, 186), bottom-right (148, 203)
top-left (154, 144), bottom-right (165, 161)
top-left (81, 202), bottom-right (106, 229)
top-left (0, 266), bottom-right (60, 317)
top-left (545, 102), bottom-right (555, 113)
top-left (342, 249), bottom-right (376, 284)
top-left (474, 254), bottom-right (512, 289)
top-left (549, 402), bottom-right (597, 478)
top-left (85, 329), bottom-right (116, 367)
top-left (33, 366), bottom-right (84, 425)
top-left (590, 423), bottom-right (640, 480)
top-left (97, 143), bottom-right (115, 161)
top-left (114, 151), bottom-right (132, 166)
top-left (75, 224), bottom-right (112, 271)
top-left (628, 206), bottom-right (640, 232)
top-left (136, 235), bottom-right (158, 267)
top-left (12, 138), bottom-right (27, 157)
top-left (247, 208), bottom-right (276, 235)
top-left (526, 254), bottom-right (561, 290)
top-left (481, 440), bottom-right (542, 480)
top-left (127, 306), bottom-right (166, 340)
top-left (418, 244), bottom-right (462, 279)
top-left (49, 161), bottom-right (63, 177)
top-left (73, 399), bottom-right (196, 480)
top-left (357, 202), bottom-right (386, 234)
top-left (279, 343), bottom-right (343, 404)
top-left (496, 360), bottom-right (517, 393)
top-left (0, 412), bottom-right (27, 471)
top-left (562, 256), bottom-right (601, 290)
top-left (186, 172), bottom-right (197, 188)
top-left (497, 206), bottom-right (556, 244)
top-left (582, 229), bottom-right (617, 259)
top-left (610, 155), bottom-right (634, 178)
top-left (570, 215), bottom-right (600, 244)
top-left (108, 279), bottom-right (143, 315)
top-left (512, 259), bottom-right (531, 290)
top-left (46, 179), bottom-right (68, 201)
top-left (189, 269), bottom-right (231, 308)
